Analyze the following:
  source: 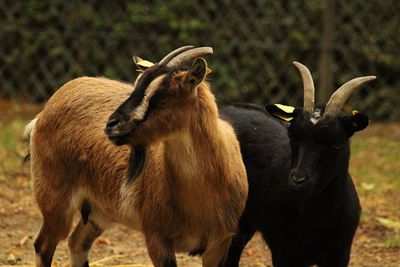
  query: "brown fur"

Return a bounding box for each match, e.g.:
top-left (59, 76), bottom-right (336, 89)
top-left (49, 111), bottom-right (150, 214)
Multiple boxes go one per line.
top-left (27, 71), bottom-right (248, 267)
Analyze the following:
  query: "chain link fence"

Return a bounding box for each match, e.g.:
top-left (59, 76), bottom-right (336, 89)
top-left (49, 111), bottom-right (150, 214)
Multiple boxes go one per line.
top-left (1, 0), bottom-right (399, 120)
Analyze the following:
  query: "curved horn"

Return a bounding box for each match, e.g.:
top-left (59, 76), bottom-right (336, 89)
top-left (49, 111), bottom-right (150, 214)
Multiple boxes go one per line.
top-left (158, 45), bottom-right (195, 66)
top-left (167, 47), bottom-right (213, 68)
top-left (293, 61), bottom-right (315, 113)
top-left (324, 76), bottom-right (376, 117)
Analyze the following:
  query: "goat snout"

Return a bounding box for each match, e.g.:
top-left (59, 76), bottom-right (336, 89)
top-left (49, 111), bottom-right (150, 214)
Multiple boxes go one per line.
top-left (292, 175), bottom-right (307, 185)
top-left (289, 170), bottom-right (308, 187)
top-left (105, 118), bottom-right (123, 136)
top-left (105, 116), bottom-right (133, 138)
top-left (106, 118), bottom-right (121, 129)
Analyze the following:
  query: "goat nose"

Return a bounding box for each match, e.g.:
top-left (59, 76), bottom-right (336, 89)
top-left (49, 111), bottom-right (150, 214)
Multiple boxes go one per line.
top-left (292, 175), bottom-right (307, 185)
top-left (106, 118), bottom-right (121, 129)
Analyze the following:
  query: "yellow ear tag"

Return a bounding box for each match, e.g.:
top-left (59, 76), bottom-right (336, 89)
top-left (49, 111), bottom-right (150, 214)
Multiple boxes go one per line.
top-left (273, 104), bottom-right (295, 122)
top-left (351, 110), bottom-right (360, 127)
top-left (206, 67), bottom-right (212, 76)
top-left (275, 104), bottom-right (295, 113)
top-left (274, 114), bottom-right (293, 122)
top-left (136, 60), bottom-right (155, 72)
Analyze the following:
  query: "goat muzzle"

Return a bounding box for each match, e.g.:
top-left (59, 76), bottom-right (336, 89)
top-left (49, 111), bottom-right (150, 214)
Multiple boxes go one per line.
top-left (105, 118), bottom-right (137, 145)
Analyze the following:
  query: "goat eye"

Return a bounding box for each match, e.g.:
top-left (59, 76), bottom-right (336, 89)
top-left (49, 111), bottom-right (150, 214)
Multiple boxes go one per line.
top-left (333, 144), bottom-right (344, 150)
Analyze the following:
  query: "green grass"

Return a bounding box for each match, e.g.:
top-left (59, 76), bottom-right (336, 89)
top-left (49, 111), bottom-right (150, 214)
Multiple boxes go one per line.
top-left (0, 102), bottom-right (39, 181)
top-left (350, 124), bottom-right (400, 193)
top-left (350, 123), bottom-right (400, 248)
top-left (0, 119), bottom-right (28, 181)
top-left (383, 236), bottom-right (400, 248)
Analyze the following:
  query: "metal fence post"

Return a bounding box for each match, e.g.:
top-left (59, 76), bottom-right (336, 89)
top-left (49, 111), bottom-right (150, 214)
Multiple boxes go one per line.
top-left (318, 0), bottom-right (336, 104)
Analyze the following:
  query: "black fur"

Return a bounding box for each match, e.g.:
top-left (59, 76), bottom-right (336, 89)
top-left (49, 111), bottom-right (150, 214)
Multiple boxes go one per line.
top-left (141, 73), bottom-right (173, 121)
top-left (23, 153), bottom-right (30, 164)
top-left (163, 258), bottom-right (178, 267)
top-left (89, 219), bottom-right (101, 232)
top-left (34, 238), bottom-right (53, 267)
top-left (189, 247), bottom-right (206, 256)
top-left (126, 145), bottom-right (147, 183)
top-left (33, 238), bottom-right (41, 255)
top-left (220, 103), bottom-right (362, 267)
top-left (119, 65), bottom-right (169, 117)
top-left (80, 199), bottom-right (91, 225)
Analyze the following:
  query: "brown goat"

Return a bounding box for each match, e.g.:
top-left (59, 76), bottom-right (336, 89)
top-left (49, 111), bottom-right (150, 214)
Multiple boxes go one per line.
top-left (25, 46), bottom-right (248, 267)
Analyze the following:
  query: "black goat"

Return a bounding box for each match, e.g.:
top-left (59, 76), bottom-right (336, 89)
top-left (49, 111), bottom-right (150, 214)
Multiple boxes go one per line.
top-left (220, 62), bottom-right (376, 267)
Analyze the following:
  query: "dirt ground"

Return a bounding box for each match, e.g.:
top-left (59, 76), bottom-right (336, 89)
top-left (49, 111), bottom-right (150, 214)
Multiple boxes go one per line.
top-left (0, 173), bottom-right (270, 267)
top-left (0, 165), bottom-right (399, 266)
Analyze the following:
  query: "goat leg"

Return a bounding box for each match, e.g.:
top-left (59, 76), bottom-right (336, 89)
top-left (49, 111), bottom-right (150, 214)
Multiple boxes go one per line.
top-left (34, 213), bottom-right (73, 267)
top-left (223, 225), bottom-right (256, 267)
top-left (68, 218), bottom-right (103, 267)
top-left (202, 236), bottom-right (233, 267)
top-left (144, 232), bottom-right (177, 267)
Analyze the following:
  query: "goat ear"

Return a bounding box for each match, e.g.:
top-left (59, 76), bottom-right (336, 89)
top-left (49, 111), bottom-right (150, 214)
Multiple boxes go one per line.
top-left (133, 56), bottom-right (154, 72)
top-left (341, 112), bottom-right (369, 137)
top-left (184, 57), bottom-right (207, 93)
top-left (266, 104), bottom-right (297, 122)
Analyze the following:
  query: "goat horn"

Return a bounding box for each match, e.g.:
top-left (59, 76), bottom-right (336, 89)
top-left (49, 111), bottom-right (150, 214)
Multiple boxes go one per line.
top-left (324, 76), bottom-right (376, 117)
top-left (158, 45), bottom-right (195, 66)
top-left (166, 47), bottom-right (213, 68)
top-left (293, 61), bottom-right (315, 114)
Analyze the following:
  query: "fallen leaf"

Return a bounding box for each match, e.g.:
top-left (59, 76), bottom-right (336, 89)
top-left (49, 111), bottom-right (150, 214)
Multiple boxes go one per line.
top-left (361, 182), bottom-right (376, 191)
top-left (7, 253), bottom-right (17, 265)
top-left (376, 217), bottom-right (400, 230)
top-left (19, 235), bottom-right (29, 246)
top-left (95, 237), bottom-right (111, 246)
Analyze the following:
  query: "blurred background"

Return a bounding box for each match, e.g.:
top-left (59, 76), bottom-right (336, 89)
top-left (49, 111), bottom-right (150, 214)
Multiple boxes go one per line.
top-left (1, 0), bottom-right (400, 120)
top-left (0, 0), bottom-right (399, 266)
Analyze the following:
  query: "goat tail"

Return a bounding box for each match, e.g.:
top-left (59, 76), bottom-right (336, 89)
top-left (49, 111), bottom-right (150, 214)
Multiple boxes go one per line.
top-left (23, 116), bottom-right (39, 163)
top-left (23, 117), bottom-right (39, 141)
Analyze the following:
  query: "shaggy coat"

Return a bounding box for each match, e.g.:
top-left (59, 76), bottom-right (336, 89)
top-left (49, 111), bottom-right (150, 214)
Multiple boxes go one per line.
top-left (27, 65), bottom-right (248, 267)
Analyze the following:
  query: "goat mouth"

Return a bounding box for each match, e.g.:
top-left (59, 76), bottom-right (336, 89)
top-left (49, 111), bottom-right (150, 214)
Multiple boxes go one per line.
top-left (106, 127), bottom-right (136, 146)
top-left (290, 182), bottom-right (313, 198)
top-left (112, 134), bottom-right (131, 146)
top-left (106, 126), bottom-right (131, 137)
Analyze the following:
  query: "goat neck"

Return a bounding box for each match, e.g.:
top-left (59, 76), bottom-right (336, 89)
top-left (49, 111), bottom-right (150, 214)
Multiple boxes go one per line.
top-left (163, 82), bottom-right (226, 185)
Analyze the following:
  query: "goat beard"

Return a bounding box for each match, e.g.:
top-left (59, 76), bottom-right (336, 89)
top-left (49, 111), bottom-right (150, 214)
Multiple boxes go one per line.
top-left (126, 145), bottom-right (147, 183)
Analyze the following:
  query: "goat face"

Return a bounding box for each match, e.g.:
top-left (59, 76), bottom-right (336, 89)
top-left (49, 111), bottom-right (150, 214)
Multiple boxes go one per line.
top-left (105, 57), bottom-right (209, 146)
top-left (285, 109), bottom-right (368, 197)
top-left (266, 61), bottom-right (374, 198)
